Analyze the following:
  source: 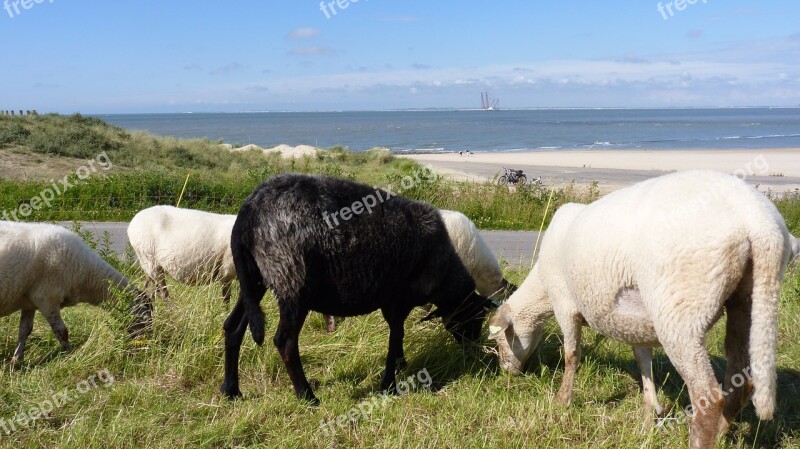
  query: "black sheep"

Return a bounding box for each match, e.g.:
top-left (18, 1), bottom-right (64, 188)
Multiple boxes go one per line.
top-left (220, 174), bottom-right (495, 403)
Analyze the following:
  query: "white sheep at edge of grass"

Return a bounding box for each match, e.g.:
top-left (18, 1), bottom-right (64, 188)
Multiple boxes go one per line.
top-left (488, 170), bottom-right (793, 449)
top-left (0, 221), bottom-right (153, 366)
top-left (127, 205), bottom-right (237, 303)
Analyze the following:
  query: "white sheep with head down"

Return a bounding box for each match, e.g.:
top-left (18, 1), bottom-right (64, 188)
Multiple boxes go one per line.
top-left (488, 170), bottom-right (792, 449)
top-left (439, 209), bottom-right (516, 301)
top-left (0, 222), bottom-right (153, 366)
top-left (127, 206), bottom-right (237, 303)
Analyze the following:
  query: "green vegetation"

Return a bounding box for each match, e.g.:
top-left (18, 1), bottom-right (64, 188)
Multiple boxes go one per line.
top-left (1, 114), bottom-right (800, 448)
top-left (0, 230), bottom-right (798, 448)
top-left (0, 113), bottom-right (599, 228)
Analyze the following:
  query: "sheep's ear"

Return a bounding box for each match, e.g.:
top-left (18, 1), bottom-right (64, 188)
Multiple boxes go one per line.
top-left (487, 310), bottom-right (512, 340)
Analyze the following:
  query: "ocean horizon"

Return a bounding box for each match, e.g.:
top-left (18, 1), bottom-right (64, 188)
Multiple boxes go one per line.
top-left (95, 107), bottom-right (800, 153)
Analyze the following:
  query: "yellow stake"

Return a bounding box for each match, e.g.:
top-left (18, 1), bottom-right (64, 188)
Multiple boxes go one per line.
top-left (530, 188), bottom-right (555, 270)
top-left (176, 173), bottom-right (191, 208)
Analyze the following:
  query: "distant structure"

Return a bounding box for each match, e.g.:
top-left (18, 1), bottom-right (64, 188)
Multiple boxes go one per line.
top-left (1, 110), bottom-right (37, 116)
top-left (480, 92), bottom-right (500, 111)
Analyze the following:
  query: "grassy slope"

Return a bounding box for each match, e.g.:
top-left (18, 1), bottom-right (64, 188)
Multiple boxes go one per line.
top-left (1, 114), bottom-right (800, 448)
top-left (1, 257), bottom-right (798, 448)
top-left (0, 114), bottom-right (598, 228)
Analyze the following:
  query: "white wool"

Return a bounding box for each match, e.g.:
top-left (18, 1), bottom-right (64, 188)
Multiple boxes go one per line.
top-left (440, 209), bottom-right (506, 299)
top-left (490, 170), bottom-right (792, 439)
top-left (127, 206), bottom-right (236, 299)
top-left (0, 221), bottom-right (146, 363)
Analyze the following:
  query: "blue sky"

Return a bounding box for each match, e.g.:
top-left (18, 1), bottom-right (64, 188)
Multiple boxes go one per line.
top-left (1, 0), bottom-right (799, 113)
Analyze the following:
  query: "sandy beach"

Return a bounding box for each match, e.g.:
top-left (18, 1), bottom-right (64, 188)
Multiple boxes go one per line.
top-left (402, 148), bottom-right (800, 193)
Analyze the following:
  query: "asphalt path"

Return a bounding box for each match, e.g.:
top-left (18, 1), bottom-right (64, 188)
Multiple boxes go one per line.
top-left (59, 222), bottom-right (541, 269)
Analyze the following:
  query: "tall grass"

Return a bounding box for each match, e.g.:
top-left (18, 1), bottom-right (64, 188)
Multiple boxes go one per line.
top-left (0, 230), bottom-right (798, 448)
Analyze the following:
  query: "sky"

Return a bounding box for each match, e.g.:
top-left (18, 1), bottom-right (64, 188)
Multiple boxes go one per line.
top-left (1, 0), bottom-right (799, 113)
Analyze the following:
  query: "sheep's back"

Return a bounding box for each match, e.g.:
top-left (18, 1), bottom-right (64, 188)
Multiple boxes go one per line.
top-left (547, 171), bottom-right (789, 337)
top-left (129, 206), bottom-right (236, 283)
top-left (440, 209), bottom-right (503, 296)
top-left (0, 223), bottom-right (102, 315)
top-left (237, 174), bottom-right (460, 309)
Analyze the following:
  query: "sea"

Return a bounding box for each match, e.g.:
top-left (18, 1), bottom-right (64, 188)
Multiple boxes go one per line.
top-left (95, 108), bottom-right (800, 153)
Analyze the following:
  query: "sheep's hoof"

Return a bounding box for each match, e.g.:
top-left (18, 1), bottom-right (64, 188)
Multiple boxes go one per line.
top-left (220, 384), bottom-right (242, 400)
top-left (10, 356), bottom-right (22, 369)
top-left (379, 378), bottom-right (397, 395)
top-left (299, 391), bottom-right (320, 406)
top-left (554, 391), bottom-right (573, 407)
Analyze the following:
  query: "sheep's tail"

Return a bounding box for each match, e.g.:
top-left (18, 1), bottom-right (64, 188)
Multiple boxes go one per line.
top-left (747, 230), bottom-right (789, 420)
top-left (232, 236), bottom-right (266, 346)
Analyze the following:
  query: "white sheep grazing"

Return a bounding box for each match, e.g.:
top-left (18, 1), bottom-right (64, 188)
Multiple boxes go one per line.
top-left (127, 206), bottom-right (237, 303)
top-left (488, 170), bottom-right (792, 449)
top-left (0, 222), bottom-right (153, 366)
top-left (440, 209), bottom-right (516, 300)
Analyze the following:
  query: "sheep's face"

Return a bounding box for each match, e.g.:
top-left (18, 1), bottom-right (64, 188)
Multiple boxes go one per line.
top-left (441, 292), bottom-right (494, 344)
top-left (488, 304), bottom-right (542, 375)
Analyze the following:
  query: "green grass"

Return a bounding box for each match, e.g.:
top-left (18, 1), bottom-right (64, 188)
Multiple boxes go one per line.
top-left (0, 113), bottom-right (602, 229)
top-left (1, 229), bottom-right (799, 448)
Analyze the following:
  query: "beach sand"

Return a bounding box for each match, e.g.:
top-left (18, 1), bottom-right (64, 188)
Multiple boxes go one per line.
top-left (402, 148), bottom-right (800, 193)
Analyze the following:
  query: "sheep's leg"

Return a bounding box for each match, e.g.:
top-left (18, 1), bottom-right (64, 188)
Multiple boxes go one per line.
top-left (719, 289), bottom-right (753, 434)
top-left (143, 276), bottom-right (154, 296)
top-left (633, 346), bottom-right (664, 429)
top-left (323, 314), bottom-right (336, 333)
top-left (274, 306), bottom-right (317, 404)
top-left (555, 314), bottom-right (583, 406)
top-left (155, 266), bottom-right (169, 300)
top-left (39, 306), bottom-right (71, 353)
top-left (659, 337), bottom-right (724, 449)
top-left (221, 298), bottom-right (248, 398)
top-left (380, 309), bottom-right (409, 393)
top-left (11, 310), bottom-right (35, 367)
top-left (221, 281), bottom-right (232, 305)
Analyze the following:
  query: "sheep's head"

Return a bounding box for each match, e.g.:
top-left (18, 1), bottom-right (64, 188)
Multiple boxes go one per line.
top-left (488, 303), bottom-right (544, 375)
top-left (423, 292), bottom-right (496, 344)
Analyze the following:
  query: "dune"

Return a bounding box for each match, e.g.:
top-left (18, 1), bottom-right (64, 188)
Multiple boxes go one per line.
top-left (223, 143), bottom-right (319, 159)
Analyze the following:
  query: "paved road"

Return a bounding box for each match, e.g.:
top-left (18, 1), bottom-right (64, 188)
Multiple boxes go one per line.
top-left (60, 222), bottom-right (541, 269)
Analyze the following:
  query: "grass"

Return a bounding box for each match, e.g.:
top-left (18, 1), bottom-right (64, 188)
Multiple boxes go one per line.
top-left (0, 114), bottom-right (602, 229)
top-left (0, 231), bottom-right (799, 448)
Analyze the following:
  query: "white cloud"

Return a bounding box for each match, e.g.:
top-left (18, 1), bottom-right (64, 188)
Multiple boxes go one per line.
top-left (150, 34), bottom-right (800, 109)
top-left (287, 28), bottom-right (320, 40)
